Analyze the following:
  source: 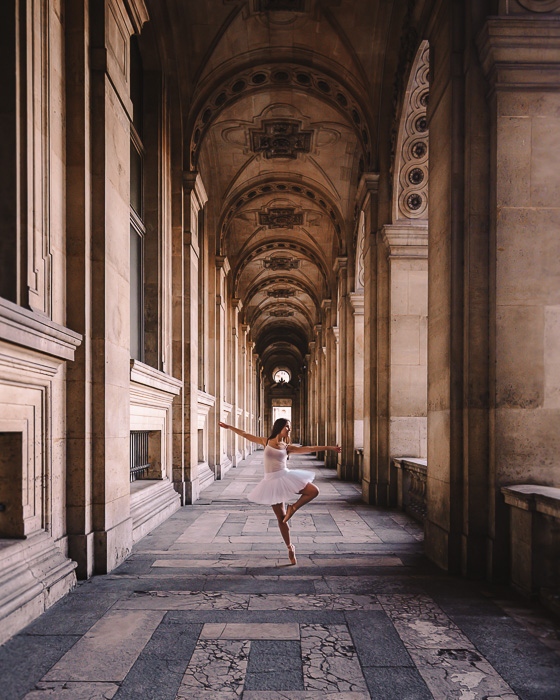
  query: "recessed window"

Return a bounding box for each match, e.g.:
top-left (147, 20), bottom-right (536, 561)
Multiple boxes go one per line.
top-left (274, 370), bottom-right (290, 384)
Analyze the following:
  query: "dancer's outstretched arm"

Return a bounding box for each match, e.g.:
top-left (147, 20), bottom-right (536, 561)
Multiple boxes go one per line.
top-left (288, 445), bottom-right (341, 455)
top-left (219, 421), bottom-right (267, 447)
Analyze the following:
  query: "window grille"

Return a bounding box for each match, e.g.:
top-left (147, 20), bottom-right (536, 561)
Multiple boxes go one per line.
top-left (130, 431), bottom-right (150, 482)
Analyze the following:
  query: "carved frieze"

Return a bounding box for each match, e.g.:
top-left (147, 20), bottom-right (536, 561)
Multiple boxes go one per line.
top-left (263, 256), bottom-right (300, 270)
top-left (267, 289), bottom-right (296, 298)
top-left (250, 121), bottom-right (312, 159)
top-left (259, 208), bottom-right (303, 228)
top-left (270, 309), bottom-right (294, 317)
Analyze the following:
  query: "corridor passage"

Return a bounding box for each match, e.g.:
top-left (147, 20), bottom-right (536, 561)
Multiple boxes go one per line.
top-left (1, 454), bottom-right (559, 700)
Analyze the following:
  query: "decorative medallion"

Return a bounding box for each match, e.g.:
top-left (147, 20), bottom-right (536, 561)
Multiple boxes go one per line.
top-left (257, 0), bottom-right (305, 10)
top-left (259, 208), bottom-right (303, 229)
top-left (250, 120), bottom-right (312, 159)
top-left (270, 309), bottom-right (294, 317)
top-left (263, 256), bottom-right (300, 270)
top-left (267, 289), bottom-right (295, 298)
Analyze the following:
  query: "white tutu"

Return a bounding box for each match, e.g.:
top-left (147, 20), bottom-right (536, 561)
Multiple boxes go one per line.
top-left (247, 467), bottom-right (316, 505)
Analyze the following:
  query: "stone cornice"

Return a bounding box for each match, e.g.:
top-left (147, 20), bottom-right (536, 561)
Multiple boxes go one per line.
top-left (123, 0), bottom-right (149, 34)
top-left (130, 360), bottom-right (182, 395)
top-left (0, 298), bottom-right (82, 362)
top-left (348, 292), bottom-right (365, 315)
top-left (183, 171), bottom-right (209, 208)
top-left (477, 17), bottom-right (560, 91)
top-left (381, 223), bottom-right (428, 258)
top-left (216, 256), bottom-right (231, 275)
top-left (356, 172), bottom-right (380, 209)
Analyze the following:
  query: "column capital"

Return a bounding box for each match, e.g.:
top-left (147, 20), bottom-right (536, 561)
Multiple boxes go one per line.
top-left (334, 257), bottom-right (348, 274)
top-left (381, 223), bottom-right (428, 259)
top-left (232, 298), bottom-right (243, 312)
top-left (348, 291), bottom-right (365, 315)
top-left (477, 17), bottom-right (560, 91)
top-left (216, 255), bottom-right (231, 275)
top-left (356, 172), bottom-right (380, 209)
top-left (183, 171), bottom-right (208, 208)
top-left (321, 299), bottom-right (332, 312)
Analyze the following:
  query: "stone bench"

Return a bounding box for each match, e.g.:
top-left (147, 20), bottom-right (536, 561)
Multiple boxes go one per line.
top-left (502, 484), bottom-right (560, 598)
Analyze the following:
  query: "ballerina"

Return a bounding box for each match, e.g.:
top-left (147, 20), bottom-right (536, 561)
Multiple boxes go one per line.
top-left (218, 418), bottom-right (341, 565)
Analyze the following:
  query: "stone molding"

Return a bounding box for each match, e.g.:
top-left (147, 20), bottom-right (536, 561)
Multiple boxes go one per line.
top-left (348, 292), bottom-right (365, 315)
top-left (477, 17), bottom-right (560, 90)
top-left (0, 298), bottom-right (82, 362)
top-left (216, 256), bottom-right (231, 275)
top-left (122, 0), bottom-right (149, 34)
top-left (381, 223), bottom-right (428, 259)
top-left (183, 171), bottom-right (209, 208)
top-left (502, 484), bottom-right (560, 518)
top-left (130, 360), bottom-right (182, 396)
top-left (356, 172), bottom-right (380, 209)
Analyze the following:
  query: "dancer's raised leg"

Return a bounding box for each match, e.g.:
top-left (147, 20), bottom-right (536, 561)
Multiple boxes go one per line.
top-left (282, 483), bottom-right (319, 524)
top-left (272, 503), bottom-right (296, 564)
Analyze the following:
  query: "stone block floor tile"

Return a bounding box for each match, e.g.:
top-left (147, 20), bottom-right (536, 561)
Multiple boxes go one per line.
top-left (1, 452), bottom-right (559, 699)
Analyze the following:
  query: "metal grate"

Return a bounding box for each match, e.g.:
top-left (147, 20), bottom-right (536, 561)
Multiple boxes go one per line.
top-left (130, 431), bottom-right (150, 482)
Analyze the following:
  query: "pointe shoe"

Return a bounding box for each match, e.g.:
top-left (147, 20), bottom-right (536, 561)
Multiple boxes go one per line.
top-left (288, 544), bottom-right (297, 565)
top-left (282, 504), bottom-right (296, 524)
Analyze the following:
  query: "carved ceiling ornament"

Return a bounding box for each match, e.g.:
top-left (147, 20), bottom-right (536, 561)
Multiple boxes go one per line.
top-left (250, 120), bottom-right (313, 159)
top-left (263, 255), bottom-right (300, 270)
top-left (270, 309), bottom-right (295, 317)
top-left (394, 41), bottom-right (430, 221)
top-left (189, 63), bottom-right (371, 167)
top-left (267, 288), bottom-right (296, 298)
top-left (259, 207), bottom-right (304, 228)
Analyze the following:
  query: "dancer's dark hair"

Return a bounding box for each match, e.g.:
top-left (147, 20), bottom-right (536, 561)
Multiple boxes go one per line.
top-left (268, 418), bottom-right (290, 441)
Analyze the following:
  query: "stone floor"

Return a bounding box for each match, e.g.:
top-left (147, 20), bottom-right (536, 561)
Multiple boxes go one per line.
top-left (2, 453), bottom-right (560, 700)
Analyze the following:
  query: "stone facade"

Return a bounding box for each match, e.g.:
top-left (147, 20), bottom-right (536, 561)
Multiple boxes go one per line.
top-left (1, 0), bottom-right (559, 642)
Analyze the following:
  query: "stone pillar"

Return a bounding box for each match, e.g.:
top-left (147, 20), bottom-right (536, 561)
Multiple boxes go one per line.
top-left (381, 223), bottom-right (428, 504)
top-left (240, 324), bottom-right (250, 458)
top-left (88, 0), bottom-right (148, 574)
top-left (325, 301), bottom-right (338, 468)
top-left (358, 174), bottom-right (380, 504)
top-left (172, 172), bottom-right (208, 504)
top-left (335, 257), bottom-right (355, 479)
top-left (213, 256), bottom-right (232, 478)
top-left (230, 299), bottom-right (242, 465)
top-left (308, 342), bottom-right (317, 446)
top-left (478, 14), bottom-right (560, 577)
top-left (348, 292), bottom-right (365, 481)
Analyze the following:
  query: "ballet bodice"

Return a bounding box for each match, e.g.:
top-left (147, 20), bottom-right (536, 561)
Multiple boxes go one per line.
top-left (263, 443), bottom-right (288, 474)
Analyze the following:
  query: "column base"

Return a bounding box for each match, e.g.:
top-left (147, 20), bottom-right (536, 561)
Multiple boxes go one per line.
top-left (173, 478), bottom-right (200, 505)
top-left (68, 532), bottom-right (95, 580)
top-left (94, 517), bottom-right (133, 575)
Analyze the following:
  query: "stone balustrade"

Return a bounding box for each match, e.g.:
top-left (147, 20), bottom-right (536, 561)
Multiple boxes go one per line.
top-left (392, 458), bottom-right (428, 523)
top-left (502, 485), bottom-right (560, 605)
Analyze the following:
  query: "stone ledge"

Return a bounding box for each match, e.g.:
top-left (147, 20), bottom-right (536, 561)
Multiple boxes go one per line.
top-left (0, 298), bottom-right (82, 362)
top-left (130, 479), bottom-right (181, 544)
top-left (130, 360), bottom-right (182, 395)
top-left (502, 484), bottom-right (560, 518)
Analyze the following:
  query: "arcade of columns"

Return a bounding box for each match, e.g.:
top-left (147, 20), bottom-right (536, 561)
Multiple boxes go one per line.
top-left (0, 0), bottom-right (560, 644)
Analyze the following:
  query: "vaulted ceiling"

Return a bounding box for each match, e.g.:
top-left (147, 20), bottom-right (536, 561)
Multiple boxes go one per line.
top-left (146, 0), bottom-right (410, 385)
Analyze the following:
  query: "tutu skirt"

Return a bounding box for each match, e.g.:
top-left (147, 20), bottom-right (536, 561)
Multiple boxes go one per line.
top-left (247, 467), bottom-right (315, 505)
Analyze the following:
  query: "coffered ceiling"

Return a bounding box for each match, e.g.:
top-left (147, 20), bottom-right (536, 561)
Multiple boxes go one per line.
top-left (146, 0), bottom-right (409, 384)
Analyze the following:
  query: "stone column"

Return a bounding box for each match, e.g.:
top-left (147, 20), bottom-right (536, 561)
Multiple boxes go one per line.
top-left (173, 172), bottom-right (207, 504)
top-left (335, 257), bottom-right (355, 479)
top-left (240, 324), bottom-right (250, 458)
top-left (88, 0), bottom-right (148, 574)
top-left (358, 174), bottom-right (380, 503)
top-left (308, 342), bottom-right (317, 446)
top-left (347, 293), bottom-right (365, 481)
top-left (381, 224), bottom-right (428, 503)
top-left (213, 256), bottom-right (232, 478)
top-left (324, 300), bottom-right (338, 469)
top-left (230, 298), bottom-right (242, 466)
top-left (478, 14), bottom-right (560, 576)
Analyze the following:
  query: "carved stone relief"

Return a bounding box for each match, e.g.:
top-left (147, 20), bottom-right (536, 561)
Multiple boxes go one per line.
top-left (394, 42), bottom-right (430, 221)
top-left (269, 309), bottom-right (295, 317)
top-left (259, 208), bottom-right (304, 228)
top-left (263, 256), bottom-right (300, 270)
top-left (267, 288), bottom-right (296, 298)
top-left (250, 120), bottom-right (312, 159)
